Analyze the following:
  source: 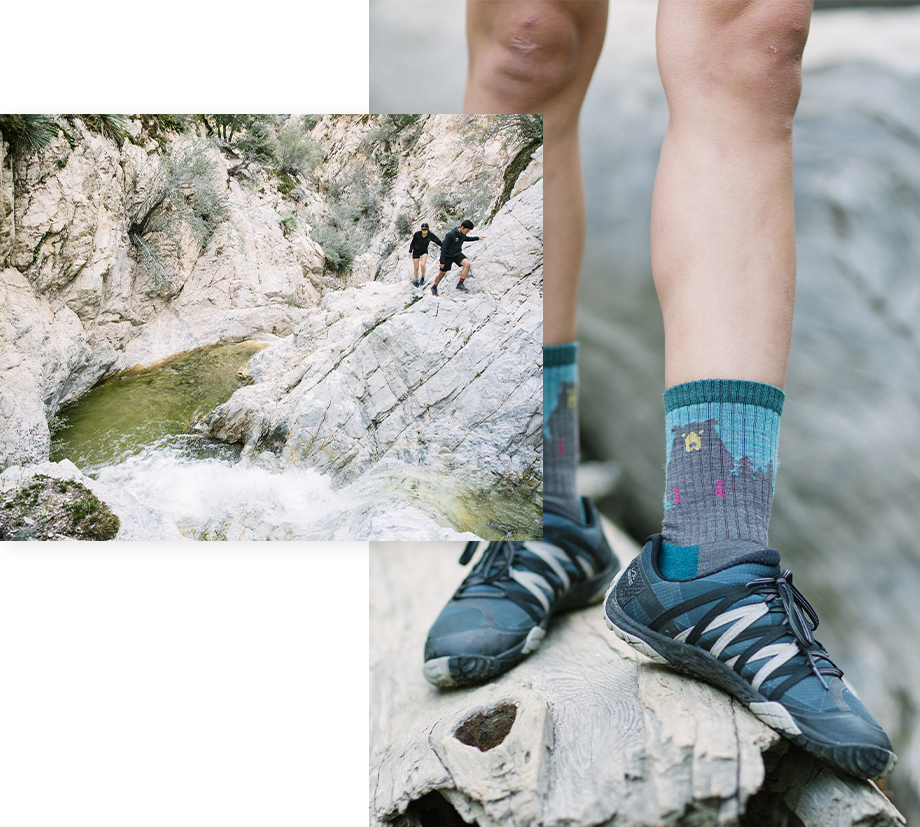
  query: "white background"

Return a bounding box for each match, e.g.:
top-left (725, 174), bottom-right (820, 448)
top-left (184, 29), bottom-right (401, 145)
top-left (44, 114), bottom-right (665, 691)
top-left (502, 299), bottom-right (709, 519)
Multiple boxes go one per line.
top-left (314, 0), bottom-right (370, 99)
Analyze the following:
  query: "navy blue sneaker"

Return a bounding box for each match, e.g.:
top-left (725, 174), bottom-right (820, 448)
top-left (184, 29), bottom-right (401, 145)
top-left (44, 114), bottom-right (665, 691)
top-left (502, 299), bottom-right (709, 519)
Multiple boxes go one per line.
top-left (456, 281), bottom-right (470, 293)
top-left (604, 534), bottom-right (897, 779)
top-left (430, 284), bottom-right (438, 297)
top-left (423, 499), bottom-right (620, 687)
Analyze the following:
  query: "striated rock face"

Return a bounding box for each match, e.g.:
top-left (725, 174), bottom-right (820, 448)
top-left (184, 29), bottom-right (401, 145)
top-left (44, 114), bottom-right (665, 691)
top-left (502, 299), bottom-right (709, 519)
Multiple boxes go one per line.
top-left (201, 177), bottom-right (543, 538)
top-left (307, 114), bottom-right (520, 287)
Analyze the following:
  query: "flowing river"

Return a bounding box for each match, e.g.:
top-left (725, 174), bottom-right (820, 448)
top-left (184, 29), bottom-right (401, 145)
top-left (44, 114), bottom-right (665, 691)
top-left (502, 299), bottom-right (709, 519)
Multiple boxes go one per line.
top-left (49, 341), bottom-right (480, 540)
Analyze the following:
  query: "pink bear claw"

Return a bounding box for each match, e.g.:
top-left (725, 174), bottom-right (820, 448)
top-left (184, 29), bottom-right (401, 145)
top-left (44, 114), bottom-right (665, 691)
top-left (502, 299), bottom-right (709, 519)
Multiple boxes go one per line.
top-left (715, 481), bottom-right (725, 497)
top-left (557, 438), bottom-right (565, 457)
top-left (673, 488), bottom-right (681, 504)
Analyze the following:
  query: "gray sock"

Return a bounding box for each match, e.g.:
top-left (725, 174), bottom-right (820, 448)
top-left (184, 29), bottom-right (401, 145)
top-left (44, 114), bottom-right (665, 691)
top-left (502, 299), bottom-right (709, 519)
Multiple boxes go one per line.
top-left (660, 379), bottom-right (784, 578)
top-left (544, 343), bottom-right (581, 523)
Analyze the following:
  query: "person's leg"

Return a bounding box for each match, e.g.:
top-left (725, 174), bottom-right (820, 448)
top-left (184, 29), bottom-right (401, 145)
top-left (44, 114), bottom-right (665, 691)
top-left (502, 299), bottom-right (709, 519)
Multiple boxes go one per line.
top-left (433, 261), bottom-right (448, 287)
top-left (466, 0), bottom-right (608, 523)
top-left (420, 253), bottom-right (427, 277)
top-left (605, 0), bottom-right (896, 779)
top-left (423, 0), bottom-right (619, 690)
top-left (466, 0), bottom-right (607, 346)
top-left (653, 0), bottom-right (801, 390)
top-left (412, 256), bottom-right (420, 279)
top-left (652, 0), bottom-right (806, 572)
top-left (458, 258), bottom-right (470, 282)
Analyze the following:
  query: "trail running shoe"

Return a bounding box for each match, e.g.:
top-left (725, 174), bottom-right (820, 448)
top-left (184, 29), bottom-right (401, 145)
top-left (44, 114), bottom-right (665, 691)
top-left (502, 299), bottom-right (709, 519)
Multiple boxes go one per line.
top-left (424, 498), bottom-right (620, 688)
top-left (412, 279), bottom-right (420, 287)
top-left (456, 282), bottom-right (470, 293)
top-left (604, 534), bottom-right (896, 779)
top-left (431, 284), bottom-right (438, 296)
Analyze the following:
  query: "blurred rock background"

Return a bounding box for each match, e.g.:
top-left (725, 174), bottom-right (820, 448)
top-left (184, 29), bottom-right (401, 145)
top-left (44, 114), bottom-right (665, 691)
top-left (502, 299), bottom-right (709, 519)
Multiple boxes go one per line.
top-left (372, 0), bottom-right (920, 817)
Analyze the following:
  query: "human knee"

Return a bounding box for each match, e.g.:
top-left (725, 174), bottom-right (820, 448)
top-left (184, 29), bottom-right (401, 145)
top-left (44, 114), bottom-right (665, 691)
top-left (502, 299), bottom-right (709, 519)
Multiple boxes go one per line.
top-left (660, 0), bottom-right (811, 126)
top-left (470, 3), bottom-right (583, 111)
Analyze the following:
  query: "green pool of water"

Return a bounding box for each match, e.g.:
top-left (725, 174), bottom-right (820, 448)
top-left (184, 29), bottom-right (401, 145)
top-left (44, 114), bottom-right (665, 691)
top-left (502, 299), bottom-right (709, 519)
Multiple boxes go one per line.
top-left (51, 341), bottom-right (269, 472)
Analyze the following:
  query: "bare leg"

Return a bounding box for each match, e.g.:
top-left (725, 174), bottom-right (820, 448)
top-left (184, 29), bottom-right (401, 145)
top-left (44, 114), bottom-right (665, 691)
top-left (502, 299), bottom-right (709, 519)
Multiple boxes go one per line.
top-left (608, 3), bottom-right (897, 777)
top-left (458, 259), bottom-right (471, 281)
top-left (653, 0), bottom-right (811, 389)
top-left (412, 258), bottom-right (420, 279)
top-left (465, 0), bottom-right (608, 345)
top-left (653, 0), bottom-right (811, 566)
top-left (420, 253), bottom-right (428, 276)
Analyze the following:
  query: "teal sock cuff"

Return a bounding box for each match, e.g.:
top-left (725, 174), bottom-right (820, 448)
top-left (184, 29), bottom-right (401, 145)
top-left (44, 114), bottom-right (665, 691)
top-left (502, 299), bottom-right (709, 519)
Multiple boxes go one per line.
top-left (664, 379), bottom-right (784, 415)
top-left (544, 342), bottom-right (578, 368)
top-left (543, 342), bottom-right (581, 522)
top-left (544, 342), bottom-right (578, 440)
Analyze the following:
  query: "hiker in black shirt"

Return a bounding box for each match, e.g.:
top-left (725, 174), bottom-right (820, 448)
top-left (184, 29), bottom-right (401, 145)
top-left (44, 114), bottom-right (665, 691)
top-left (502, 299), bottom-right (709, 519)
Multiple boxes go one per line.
top-left (409, 223), bottom-right (442, 287)
top-left (431, 220), bottom-right (486, 296)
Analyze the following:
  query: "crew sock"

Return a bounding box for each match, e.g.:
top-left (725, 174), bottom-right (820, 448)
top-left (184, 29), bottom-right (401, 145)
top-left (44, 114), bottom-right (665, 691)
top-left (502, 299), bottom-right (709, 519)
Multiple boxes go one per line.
top-left (660, 379), bottom-right (784, 578)
top-left (544, 343), bottom-right (582, 523)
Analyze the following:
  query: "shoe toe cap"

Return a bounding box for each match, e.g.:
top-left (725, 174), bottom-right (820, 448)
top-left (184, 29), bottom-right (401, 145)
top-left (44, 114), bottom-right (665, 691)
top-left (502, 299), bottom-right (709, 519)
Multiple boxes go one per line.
top-left (787, 705), bottom-right (896, 778)
top-left (424, 599), bottom-right (535, 660)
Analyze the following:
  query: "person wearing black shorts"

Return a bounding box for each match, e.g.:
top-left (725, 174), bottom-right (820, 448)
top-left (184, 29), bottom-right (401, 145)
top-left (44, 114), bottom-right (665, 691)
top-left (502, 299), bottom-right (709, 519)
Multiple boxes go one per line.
top-left (409, 223), bottom-right (442, 287)
top-left (431, 219), bottom-right (485, 296)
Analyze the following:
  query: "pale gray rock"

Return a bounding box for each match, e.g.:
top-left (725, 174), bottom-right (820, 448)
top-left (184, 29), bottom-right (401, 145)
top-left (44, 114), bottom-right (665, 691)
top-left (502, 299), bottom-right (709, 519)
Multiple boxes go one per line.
top-left (0, 119), bottom-right (325, 470)
top-left (201, 181), bottom-right (543, 535)
top-left (0, 137), bottom-right (13, 264)
top-left (0, 116), bottom-right (541, 487)
top-left (310, 114), bottom-right (525, 288)
top-left (1, 115), bottom-right (542, 539)
top-left (0, 267), bottom-right (92, 466)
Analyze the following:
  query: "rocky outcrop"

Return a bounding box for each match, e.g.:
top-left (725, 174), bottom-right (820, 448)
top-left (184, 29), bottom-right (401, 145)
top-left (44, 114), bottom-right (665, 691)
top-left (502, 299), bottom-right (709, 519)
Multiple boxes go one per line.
top-left (201, 176), bottom-right (543, 538)
top-left (308, 114), bottom-right (520, 287)
top-left (0, 460), bottom-right (184, 540)
top-left (0, 115), bottom-right (541, 496)
top-left (1, 115), bottom-right (543, 539)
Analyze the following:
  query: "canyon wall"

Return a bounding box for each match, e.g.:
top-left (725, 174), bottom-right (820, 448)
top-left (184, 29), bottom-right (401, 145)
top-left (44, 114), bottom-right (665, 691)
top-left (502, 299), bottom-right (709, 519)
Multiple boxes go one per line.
top-left (0, 115), bottom-right (543, 537)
